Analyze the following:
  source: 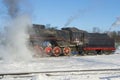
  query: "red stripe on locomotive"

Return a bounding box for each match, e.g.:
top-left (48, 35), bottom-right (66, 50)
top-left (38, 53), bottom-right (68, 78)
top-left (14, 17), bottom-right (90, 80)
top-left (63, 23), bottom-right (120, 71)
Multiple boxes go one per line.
top-left (84, 47), bottom-right (115, 50)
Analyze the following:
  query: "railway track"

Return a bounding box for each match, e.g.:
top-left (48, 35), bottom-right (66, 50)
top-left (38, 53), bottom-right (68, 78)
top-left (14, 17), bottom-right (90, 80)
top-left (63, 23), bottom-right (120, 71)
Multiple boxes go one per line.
top-left (0, 68), bottom-right (120, 76)
top-left (0, 68), bottom-right (120, 80)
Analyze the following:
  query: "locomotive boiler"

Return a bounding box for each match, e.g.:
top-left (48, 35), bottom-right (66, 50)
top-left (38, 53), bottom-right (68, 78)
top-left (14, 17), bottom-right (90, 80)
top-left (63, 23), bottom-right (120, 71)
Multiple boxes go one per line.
top-left (29, 24), bottom-right (115, 57)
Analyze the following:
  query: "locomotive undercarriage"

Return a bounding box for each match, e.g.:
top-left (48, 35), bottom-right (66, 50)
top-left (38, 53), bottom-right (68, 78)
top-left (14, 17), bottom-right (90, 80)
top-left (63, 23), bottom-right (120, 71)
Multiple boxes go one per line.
top-left (78, 50), bottom-right (114, 56)
top-left (77, 45), bottom-right (115, 56)
top-left (32, 42), bottom-right (114, 57)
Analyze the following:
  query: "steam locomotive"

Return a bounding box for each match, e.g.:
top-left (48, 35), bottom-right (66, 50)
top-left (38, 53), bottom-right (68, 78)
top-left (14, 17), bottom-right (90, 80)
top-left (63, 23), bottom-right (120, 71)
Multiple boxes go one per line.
top-left (29, 24), bottom-right (115, 57)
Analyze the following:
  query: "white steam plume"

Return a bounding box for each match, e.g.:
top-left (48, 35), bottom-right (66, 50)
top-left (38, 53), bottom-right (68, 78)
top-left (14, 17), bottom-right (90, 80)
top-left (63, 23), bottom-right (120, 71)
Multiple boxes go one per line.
top-left (0, 0), bottom-right (34, 61)
top-left (0, 15), bottom-right (33, 61)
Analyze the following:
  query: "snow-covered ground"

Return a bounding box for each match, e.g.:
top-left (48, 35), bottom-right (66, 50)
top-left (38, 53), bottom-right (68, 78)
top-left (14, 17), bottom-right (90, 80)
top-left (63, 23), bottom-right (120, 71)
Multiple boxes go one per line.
top-left (0, 50), bottom-right (120, 80)
top-left (1, 0), bottom-right (120, 79)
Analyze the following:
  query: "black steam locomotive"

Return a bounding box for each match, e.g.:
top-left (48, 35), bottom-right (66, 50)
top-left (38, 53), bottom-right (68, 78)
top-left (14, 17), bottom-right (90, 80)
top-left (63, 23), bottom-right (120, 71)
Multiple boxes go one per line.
top-left (29, 24), bottom-right (115, 56)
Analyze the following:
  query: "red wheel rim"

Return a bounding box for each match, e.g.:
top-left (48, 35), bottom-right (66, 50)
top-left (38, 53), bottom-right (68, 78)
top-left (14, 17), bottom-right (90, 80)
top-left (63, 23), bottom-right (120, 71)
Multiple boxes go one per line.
top-left (53, 46), bottom-right (61, 56)
top-left (63, 47), bottom-right (71, 56)
top-left (45, 47), bottom-right (52, 55)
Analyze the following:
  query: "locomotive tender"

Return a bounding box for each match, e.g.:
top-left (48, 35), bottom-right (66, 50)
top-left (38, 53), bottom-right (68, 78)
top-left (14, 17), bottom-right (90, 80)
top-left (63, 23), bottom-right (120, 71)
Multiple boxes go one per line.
top-left (29, 24), bottom-right (115, 56)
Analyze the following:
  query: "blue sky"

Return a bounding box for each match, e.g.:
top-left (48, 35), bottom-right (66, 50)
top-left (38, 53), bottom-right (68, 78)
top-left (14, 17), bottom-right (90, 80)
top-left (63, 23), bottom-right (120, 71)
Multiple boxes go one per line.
top-left (0, 0), bottom-right (120, 32)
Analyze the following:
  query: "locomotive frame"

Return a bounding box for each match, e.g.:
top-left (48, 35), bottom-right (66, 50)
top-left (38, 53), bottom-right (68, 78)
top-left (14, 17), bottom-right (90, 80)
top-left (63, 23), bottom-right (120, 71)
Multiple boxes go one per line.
top-left (29, 24), bottom-right (115, 57)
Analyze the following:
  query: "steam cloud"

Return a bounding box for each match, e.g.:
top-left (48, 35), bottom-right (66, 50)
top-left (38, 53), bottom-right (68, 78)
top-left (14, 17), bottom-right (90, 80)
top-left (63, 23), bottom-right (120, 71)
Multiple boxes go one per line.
top-left (64, 11), bottom-right (81, 27)
top-left (112, 17), bottom-right (120, 27)
top-left (109, 17), bottom-right (120, 31)
top-left (0, 0), bottom-right (33, 61)
top-left (3, 0), bottom-right (20, 18)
